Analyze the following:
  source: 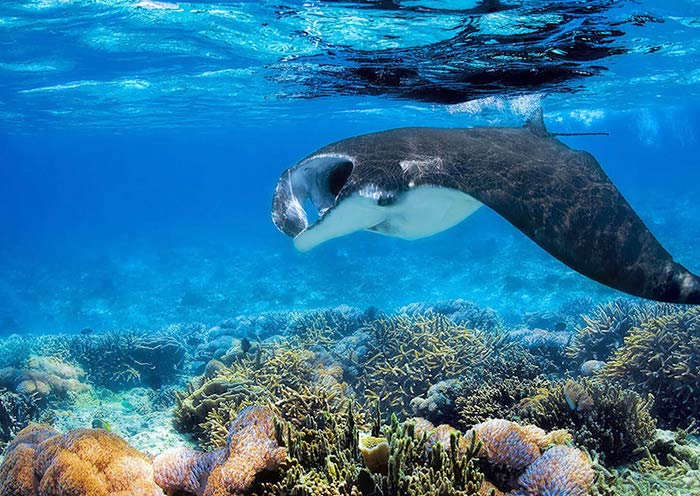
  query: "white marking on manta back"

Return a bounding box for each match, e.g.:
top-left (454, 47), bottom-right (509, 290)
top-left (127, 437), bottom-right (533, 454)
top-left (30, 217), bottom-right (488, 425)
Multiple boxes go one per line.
top-left (358, 184), bottom-right (386, 201)
top-left (293, 185), bottom-right (483, 252)
top-left (399, 157), bottom-right (443, 175)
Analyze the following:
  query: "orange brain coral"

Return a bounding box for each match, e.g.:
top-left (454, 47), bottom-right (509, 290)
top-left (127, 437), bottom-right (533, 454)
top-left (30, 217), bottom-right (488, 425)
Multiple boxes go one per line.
top-left (0, 424), bottom-right (163, 496)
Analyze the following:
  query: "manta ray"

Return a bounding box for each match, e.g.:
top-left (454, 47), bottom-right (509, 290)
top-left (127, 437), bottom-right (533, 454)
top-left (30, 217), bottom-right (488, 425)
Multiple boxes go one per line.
top-left (271, 112), bottom-right (700, 304)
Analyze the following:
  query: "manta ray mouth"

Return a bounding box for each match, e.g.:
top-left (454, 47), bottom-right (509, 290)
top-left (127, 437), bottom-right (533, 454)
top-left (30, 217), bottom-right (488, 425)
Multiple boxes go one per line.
top-left (271, 154), bottom-right (354, 238)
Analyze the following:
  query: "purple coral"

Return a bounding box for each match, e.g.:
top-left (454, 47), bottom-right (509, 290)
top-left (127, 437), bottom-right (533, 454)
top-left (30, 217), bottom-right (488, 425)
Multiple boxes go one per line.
top-left (515, 445), bottom-right (594, 496)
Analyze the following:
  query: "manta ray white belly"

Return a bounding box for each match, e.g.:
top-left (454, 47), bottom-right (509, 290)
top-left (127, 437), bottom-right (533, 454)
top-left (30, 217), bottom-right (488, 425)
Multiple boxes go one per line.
top-left (293, 186), bottom-right (482, 252)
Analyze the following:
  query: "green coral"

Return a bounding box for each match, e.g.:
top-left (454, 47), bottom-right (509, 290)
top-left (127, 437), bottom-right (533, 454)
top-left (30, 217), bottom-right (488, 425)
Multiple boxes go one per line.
top-left (175, 343), bottom-right (351, 449)
top-left (517, 378), bottom-right (656, 466)
top-left (250, 406), bottom-right (485, 496)
top-left (594, 430), bottom-right (700, 495)
top-left (355, 314), bottom-right (489, 417)
top-left (601, 306), bottom-right (700, 429)
top-left (566, 298), bottom-right (676, 364)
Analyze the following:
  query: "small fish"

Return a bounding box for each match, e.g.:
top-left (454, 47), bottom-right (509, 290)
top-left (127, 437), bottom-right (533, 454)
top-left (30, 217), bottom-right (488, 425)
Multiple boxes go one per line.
top-left (563, 380), bottom-right (594, 412)
top-left (92, 418), bottom-right (111, 431)
top-left (80, 328), bottom-right (93, 335)
top-left (580, 360), bottom-right (605, 376)
top-left (554, 322), bottom-right (567, 332)
top-left (241, 337), bottom-right (252, 354)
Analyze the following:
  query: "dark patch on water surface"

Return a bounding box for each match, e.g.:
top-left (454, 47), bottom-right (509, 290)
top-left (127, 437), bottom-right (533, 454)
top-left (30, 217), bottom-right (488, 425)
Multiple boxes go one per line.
top-left (270, 0), bottom-right (654, 103)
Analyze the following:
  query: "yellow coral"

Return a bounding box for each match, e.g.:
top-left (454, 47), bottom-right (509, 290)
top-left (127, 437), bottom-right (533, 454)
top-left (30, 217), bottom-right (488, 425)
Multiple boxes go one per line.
top-left (358, 433), bottom-right (389, 474)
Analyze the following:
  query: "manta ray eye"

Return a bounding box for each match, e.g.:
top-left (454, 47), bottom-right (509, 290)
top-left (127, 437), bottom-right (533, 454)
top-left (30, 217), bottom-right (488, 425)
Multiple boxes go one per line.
top-left (328, 161), bottom-right (353, 197)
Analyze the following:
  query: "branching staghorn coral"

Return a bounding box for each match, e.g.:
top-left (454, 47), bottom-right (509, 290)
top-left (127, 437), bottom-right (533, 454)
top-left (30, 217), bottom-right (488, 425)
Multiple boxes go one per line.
top-left (68, 331), bottom-right (187, 389)
top-left (517, 378), bottom-right (656, 465)
top-left (566, 298), bottom-right (676, 364)
top-left (601, 306), bottom-right (700, 429)
top-left (355, 314), bottom-right (490, 416)
top-left (410, 341), bottom-right (549, 429)
top-left (175, 343), bottom-right (351, 449)
top-left (249, 407), bottom-right (486, 496)
top-left (0, 388), bottom-right (39, 449)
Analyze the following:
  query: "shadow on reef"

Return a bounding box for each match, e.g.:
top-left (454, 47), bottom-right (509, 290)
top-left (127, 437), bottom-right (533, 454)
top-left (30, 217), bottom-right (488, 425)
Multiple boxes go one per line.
top-left (1, 299), bottom-right (700, 494)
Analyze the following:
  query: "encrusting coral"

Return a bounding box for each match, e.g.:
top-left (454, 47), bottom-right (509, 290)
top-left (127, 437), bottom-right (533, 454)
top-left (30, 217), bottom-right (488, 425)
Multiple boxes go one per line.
top-left (154, 405), bottom-right (286, 496)
top-left (0, 423), bottom-right (163, 496)
top-left (601, 306), bottom-right (700, 429)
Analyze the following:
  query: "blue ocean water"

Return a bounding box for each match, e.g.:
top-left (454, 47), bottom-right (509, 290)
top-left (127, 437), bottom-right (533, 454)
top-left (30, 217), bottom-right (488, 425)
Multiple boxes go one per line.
top-left (1, 0), bottom-right (699, 335)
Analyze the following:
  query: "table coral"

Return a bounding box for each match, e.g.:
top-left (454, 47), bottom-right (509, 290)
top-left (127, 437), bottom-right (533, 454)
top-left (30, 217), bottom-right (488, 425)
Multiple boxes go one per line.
top-left (514, 445), bottom-right (594, 496)
top-left (154, 405), bottom-right (286, 496)
top-left (0, 423), bottom-right (163, 496)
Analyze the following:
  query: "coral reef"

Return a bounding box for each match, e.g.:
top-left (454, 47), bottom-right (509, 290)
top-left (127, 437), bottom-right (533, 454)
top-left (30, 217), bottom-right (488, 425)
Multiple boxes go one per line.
top-left (0, 388), bottom-right (39, 449)
top-left (0, 423), bottom-right (163, 495)
top-left (397, 300), bottom-right (504, 333)
top-left (0, 356), bottom-right (90, 401)
top-left (154, 406), bottom-right (286, 496)
top-left (601, 306), bottom-right (700, 429)
top-left (566, 298), bottom-right (676, 365)
top-left (514, 445), bottom-right (594, 496)
top-left (355, 314), bottom-right (489, 416)
top-left (175, 343), bottom-right (349, 448)
top-left (518, 379), bottom-right (656, 465)
top-left (68, 331), bottom-right (187, 389)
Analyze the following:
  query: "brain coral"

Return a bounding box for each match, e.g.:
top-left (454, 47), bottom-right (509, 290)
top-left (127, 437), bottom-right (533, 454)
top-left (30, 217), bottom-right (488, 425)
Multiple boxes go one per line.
top-left (154, 405), bottom-right (286, 496)
top-left (0, 423), bottom-right (163, 496)
top-left (514, 445), bottom-right (594, 496)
